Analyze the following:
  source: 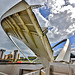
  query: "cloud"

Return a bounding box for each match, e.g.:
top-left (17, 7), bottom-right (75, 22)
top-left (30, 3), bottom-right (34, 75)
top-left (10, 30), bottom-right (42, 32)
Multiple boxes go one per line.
top-left (45, 0), bottom-right (75, 43)
top-left (26, 0), bottom-right (47, 5)
top-left (71, 48), bottom-right (75, 55)
top-left (0, 0), bottom-right (21, 17)
top-left (69, 0), bottom-right (75, 4)
top-left (47, 10), bottom-right (75, 42)
top-left (0, 25), bottom-right (16, 50)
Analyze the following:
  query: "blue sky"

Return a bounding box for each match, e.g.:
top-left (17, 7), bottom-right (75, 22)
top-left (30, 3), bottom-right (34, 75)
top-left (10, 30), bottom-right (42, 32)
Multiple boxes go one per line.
top-left (69, 33), bottom-right (75, 47)
top-left (39, 4), bottom-right (51, 19)
top-left (0, 0), bottom-right (75, 56)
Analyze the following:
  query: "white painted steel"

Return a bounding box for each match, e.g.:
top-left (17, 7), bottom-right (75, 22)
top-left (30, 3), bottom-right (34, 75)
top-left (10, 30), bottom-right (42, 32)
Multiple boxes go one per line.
top-left (0, 51), bottom-right (2, 59)
top-left (55, 39), bottom-right (71, 62)
top-left (0, 72), bottom-right (8, 75)
top-left (1, 0), bottom-right (54, 67)
top-left (23, 70), bottom-right (40, 75)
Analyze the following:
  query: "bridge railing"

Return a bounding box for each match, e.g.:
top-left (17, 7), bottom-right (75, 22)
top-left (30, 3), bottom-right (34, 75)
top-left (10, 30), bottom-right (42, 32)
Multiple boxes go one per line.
top-left (23, 70), bottom-right (40, 75)
top-left (23, 68), bottom-right (50, 75)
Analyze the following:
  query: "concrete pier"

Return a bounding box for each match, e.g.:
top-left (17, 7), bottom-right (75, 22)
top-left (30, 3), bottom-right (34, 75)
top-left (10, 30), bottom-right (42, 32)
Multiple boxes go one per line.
top-left (14, 50), bottom-right (18, 61)
top-left (0, 49), bottom-right (6, 59)
top-left (18, 53), bottom-right (20, 59)
top-left (8, 52), bottom-right (13, 59)
top-left (4, 55), bottom-right (8, 60)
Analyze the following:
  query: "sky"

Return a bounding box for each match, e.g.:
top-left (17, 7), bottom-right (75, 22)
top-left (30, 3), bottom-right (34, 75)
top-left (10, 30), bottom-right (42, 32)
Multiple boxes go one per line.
top-left (0, 0), bottom-right (75, 56)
